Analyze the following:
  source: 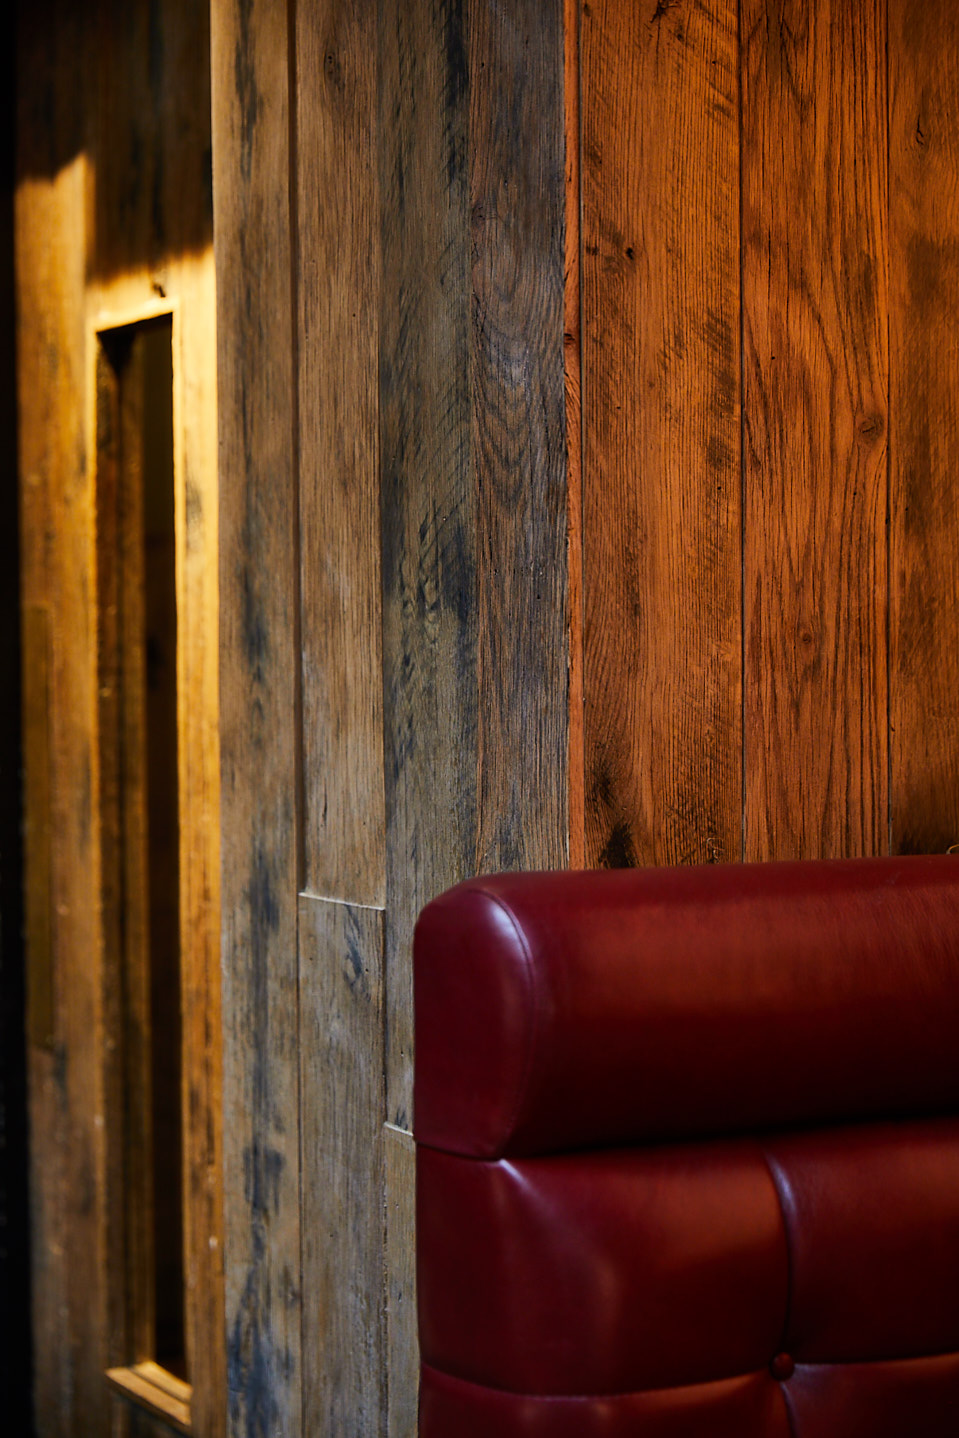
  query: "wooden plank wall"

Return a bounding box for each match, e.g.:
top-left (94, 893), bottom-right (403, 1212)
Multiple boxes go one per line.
top-left (211, 0), bottom-right (959, 1435)
top-left (18, 1), bottom-right (222, 1433)
top-left (214, 1), bottom-right (568, 1435)
top-left (577, 0), bottom-right (959, 868)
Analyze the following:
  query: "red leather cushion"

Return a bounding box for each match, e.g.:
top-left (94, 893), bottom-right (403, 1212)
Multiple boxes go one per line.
top-left (419, 1364), bottom-right (794, 1437)
top-left (414, 858), bottom-right (959, 1158)
top-left (417, 1141), bottom-right (788, 1394)
top-left (414, 858), bottom-right (959, 1437)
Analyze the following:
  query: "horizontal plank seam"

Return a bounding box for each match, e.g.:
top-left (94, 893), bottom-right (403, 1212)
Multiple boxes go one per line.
top-left (298, 888), bottom-right (387, 913)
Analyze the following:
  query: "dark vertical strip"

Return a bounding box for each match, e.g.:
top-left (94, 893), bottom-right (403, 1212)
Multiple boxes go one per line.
top-left (738, 0), bottom-right (747, 863)
top-left (888, 0), bottom-right (959, 853)
top-left (0, 3), bottom-right (32, 1421)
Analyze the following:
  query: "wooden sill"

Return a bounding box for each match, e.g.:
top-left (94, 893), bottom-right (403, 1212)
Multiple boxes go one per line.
top-left (106, 1361), bottom-right (192, 1433)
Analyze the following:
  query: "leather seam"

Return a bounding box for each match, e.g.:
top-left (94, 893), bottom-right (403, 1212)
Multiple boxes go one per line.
top-left (421, 1360), bottom-right (783, 1402)
top-left (421, 1348), bottom-right (959, 1402)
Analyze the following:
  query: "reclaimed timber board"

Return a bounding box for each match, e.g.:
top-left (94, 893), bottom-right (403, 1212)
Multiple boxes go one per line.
top-left (468, 0), bottom-right (570, 879)
top-left (741, 0), bottom-right (889, 860)
top-left (378, 0), bottom-right (477, 1135)
top-left (565, 0), bottom-right (586, 870)
top-left (298, 895), bottom-right (385, 1437)
top-left (379, 1), bottom-right (569, 1430)
top-left (581, 0), bottom-right (742, 869)
top-left (888, 0), bottom-right (959, 854)
top-left (384, 1124), bottom-right (417, 1438)
top-left (296, 0), bottom-right (385, 907)
top-left (17, 8), bottom-right (107, 1425)
top-left (379, 0), bottom-right (570, 1129)
top-left (212, 2), bottom-right (302, 1434)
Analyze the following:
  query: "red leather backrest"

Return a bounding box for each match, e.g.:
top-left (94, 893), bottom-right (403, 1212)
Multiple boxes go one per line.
top-left (413, 857), bottom-right (959, 1437)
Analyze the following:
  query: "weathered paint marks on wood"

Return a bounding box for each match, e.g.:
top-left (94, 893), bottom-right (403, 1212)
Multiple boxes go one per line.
top-left (299, 895), bottom-right (385, 1436)
top-left (741, 0), bottom-right (889, 860)
top-left (212, 0), bottom-right (302, 1433)
top-left (296, 0), bottom-right (386, 907)
top-left (888, 0), bottom-right (959, 854)
top-left (581, 0), bottom-right (743, 870)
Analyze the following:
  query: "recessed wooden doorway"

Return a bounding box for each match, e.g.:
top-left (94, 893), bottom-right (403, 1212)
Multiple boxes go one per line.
top-left (16, 2), bottom-right (222, 1432)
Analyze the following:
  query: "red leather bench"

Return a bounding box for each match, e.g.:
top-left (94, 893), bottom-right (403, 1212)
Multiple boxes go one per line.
top-left (413, 857), bottom-right (959, 1436)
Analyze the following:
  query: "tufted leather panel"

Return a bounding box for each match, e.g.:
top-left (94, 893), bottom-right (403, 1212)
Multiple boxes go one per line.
top-left (414, 858), bottom-right (959, 1435)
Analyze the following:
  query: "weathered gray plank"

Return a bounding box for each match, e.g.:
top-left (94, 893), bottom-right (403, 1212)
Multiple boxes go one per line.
top-left (299, 895), bottom-right (385, 1437)
top-left (384, 1124), bottom-right (417, 1438)
top-left (296, 0), bottom-right (385, 906)
top-left (212, 2), bottom-right (302, 1433)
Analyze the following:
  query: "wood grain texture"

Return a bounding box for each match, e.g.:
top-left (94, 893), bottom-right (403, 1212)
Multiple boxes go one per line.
top-left (384, 1124), bottom-right (417, 1438)
top-left (16, 138), bottom-right (92, 1438)
top-left (581, 0), bottom-right (742, 870)
top-left (741, 0), bottom-right (889, 860)
top-left (379, 0), bottom-right (570, 1128)
top-left (565, 0), bottom-right (586, 870)
top-left (17, 11), bottom-right (107, 1427)
top-left (379, 3), bottom-right (569, 1429)
top-left (379, 0), bottom-right (476, 1135)
top-left (299, 896), bottom-right (385, 1437)
top-left (212, 2), bottom-right (302, 1434)
top-left (888, 0), bottom-right (959, 854)
top-left (468, 0), bottom-right (570, 878)
top-left (296, 0), bottom-right (385, 906)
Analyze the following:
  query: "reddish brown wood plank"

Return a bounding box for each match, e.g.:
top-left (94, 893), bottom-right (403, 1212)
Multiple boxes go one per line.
top-left (581, 0), bottom-right (742, 869)
top-left (741, 0), bottom-right (888, 860)
top-left (888, 0), bottom-right (959, 854)
top-left (565, 0), bottom-right (586, 870)
top-left (212, 2), bottom-right (302, 1433)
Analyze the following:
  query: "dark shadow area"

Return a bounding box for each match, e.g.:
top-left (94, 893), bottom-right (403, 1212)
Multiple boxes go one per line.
top-left (17, 0), bottom-right (212, 276)
top-left (1, 7), bottom-right (35, 1434)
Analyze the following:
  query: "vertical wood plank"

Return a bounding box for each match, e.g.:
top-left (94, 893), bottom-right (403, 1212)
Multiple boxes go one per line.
top-left (741, 0), bottom-right (889, 860)
top-left (581, 0), bottom-right (742, 870)
top-left (379, 2), bottom-right (569, 1432)
top-left (565, 0), bottom-right (586, 870)
top-left (468, 0), bottom-right (570, 878)
top-left (17, 9), bottom-right (105, 1422)
top-left (296, 0), bottom-right (385, 907)
top-left (298, 895), bottom-right (385, 1437)
top-left (212, 2), bottom-right (302, 1434)
top-left (379, 0), bottom-right (475, 1136)
top-left (378, 6), bottom-right (476, 1422)
top-left (383, 1125), bottom-right (416, 1438)
top-left (888, 0), bottom-right (959, 853)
